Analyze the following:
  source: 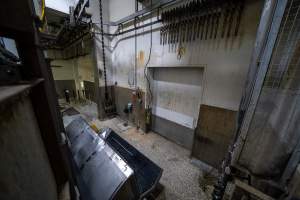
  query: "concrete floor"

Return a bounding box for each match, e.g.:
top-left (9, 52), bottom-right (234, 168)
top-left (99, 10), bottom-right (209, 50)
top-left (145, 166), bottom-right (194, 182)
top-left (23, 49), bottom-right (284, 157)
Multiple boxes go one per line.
top-left (91, 117), bottom-right (208, 200)
top-left (61, 101), bottom-right (210, 199)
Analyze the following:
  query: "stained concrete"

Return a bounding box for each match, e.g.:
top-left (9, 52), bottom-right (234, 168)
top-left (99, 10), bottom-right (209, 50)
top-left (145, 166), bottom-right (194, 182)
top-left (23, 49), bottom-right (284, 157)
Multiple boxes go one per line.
top-left (151, 67), bottom-right (204, 124)
top-left (114, 86), bottom-right (146, 130)
top-left (91, 117), bottom-right (207, 200)
top-left (110, 0), bottom-right (264, 112)
top-left (192, 104), bottom-right (237, 168)
top-left (83, 81), bottom-right (95, 102)
top-left (114, 85), bottom-right (196, 149)
top-left (152, 115), bottom-right (195, 150)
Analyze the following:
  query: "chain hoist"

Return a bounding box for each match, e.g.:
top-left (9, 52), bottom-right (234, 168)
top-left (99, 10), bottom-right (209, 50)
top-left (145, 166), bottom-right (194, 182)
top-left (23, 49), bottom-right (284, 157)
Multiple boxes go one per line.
top-left (98, 0), bottom-right (108, 100)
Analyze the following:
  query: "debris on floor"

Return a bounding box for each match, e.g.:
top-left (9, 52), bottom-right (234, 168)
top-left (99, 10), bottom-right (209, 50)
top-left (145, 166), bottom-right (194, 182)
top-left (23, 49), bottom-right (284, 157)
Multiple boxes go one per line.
top-left (198, 170), bottom-right (218, 199)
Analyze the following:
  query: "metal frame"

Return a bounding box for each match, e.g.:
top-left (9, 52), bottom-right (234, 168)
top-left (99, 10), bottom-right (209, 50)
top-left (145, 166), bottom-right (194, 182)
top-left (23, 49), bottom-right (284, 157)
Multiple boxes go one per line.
top-left (231, 0), bottom-right (289, 165)
top-left (74, 0), bottom-right (90, 23)
top-left (0, 0), bottom-right (76, 197)
top-left (281, 138), bottom-right (300, 186)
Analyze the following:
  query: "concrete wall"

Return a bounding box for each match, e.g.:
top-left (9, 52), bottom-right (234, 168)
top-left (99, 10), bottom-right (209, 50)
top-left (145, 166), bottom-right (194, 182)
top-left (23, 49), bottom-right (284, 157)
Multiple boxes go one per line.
top-left (54, 80), bottom-right (77, 99)
top-left (150, 67), bottom-right (204, 149)
top-left (51, 59), bottom-right (76, 98)
top-left (51, 59), bottom-right (75, 80)
top-left (83, 81), bottom-right (96, 102)
top-left (109, 0), bottom-right (263, 111)
top-left (47, 0), bottom-right (264, 162)
top-left (47, 0), bottom-right (112, 117)
top-left (114, 86), bottom-right (146, 129)
top-left (77, 54), bottom-right (94, 82)
top-left (51, 53), bottom-right (95, 99)
top-left (152, 67), bottom-right (204, 129)
top-left (107, 0), bottom-right (264, 152)
top-left (192, 105), bottom-right (237, 167)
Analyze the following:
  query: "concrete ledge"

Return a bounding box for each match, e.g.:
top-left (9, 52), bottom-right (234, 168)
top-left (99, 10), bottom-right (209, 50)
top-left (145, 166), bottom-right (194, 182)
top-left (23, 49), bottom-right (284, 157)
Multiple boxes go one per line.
top-left (152, 115), bottom-right (194, 150)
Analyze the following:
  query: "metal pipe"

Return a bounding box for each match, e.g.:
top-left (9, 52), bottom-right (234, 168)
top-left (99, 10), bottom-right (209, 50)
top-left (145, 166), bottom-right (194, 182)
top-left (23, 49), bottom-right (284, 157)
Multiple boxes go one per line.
top-left (44, 17), bottom-right (160, 50)
top-left (95, 19), bottom-right (162, 37)
top-left (106, 0), bottom-right (178, 26)
top-left (44, 18), bottom-right (160, 51)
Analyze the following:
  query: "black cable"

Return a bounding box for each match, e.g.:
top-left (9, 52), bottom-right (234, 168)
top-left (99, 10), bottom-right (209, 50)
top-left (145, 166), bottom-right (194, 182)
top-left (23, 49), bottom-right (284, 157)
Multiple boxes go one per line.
top-left (144, 0), bottom-right (154, 108)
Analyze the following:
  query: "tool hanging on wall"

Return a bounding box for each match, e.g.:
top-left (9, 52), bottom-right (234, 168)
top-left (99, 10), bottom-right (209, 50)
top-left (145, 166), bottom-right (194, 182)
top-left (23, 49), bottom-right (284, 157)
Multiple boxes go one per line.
top-left (160, 0), bottom-right (245, 46)
top-left (234, 0), bottom-right (245, 37)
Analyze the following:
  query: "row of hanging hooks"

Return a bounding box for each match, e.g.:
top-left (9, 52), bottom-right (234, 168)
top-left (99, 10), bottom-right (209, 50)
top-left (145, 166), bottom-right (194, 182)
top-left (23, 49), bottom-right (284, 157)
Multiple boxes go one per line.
top-left (160, 0), bottom-right (245, 46)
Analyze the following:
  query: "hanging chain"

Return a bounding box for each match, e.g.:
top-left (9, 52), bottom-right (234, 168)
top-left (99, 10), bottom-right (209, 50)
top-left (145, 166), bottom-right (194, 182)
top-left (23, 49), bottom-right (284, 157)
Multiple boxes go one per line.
top-left (98, 0), bottom-right (108, 100)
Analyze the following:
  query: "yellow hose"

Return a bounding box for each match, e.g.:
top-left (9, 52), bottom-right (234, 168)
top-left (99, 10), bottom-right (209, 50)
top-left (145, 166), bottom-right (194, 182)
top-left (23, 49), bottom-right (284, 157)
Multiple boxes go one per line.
top-left (38, 0), bottom-right (46, 32)
top-left (40, 0), bottom-right (45, 21)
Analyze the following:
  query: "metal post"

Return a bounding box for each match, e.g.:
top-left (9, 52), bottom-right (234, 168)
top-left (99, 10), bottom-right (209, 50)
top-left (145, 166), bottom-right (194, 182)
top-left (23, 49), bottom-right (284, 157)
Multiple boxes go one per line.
top-left (212, 1), bottom-right (289, 199)
top-left (231, 0), bottom-right (289, 165)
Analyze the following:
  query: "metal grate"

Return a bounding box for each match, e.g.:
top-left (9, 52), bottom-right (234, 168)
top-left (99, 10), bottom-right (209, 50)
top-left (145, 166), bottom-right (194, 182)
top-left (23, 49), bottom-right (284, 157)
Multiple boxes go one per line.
top-left (264, 0), bottom-right (300, 92)
top-left (238, 0), bottom-right (300, 180)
